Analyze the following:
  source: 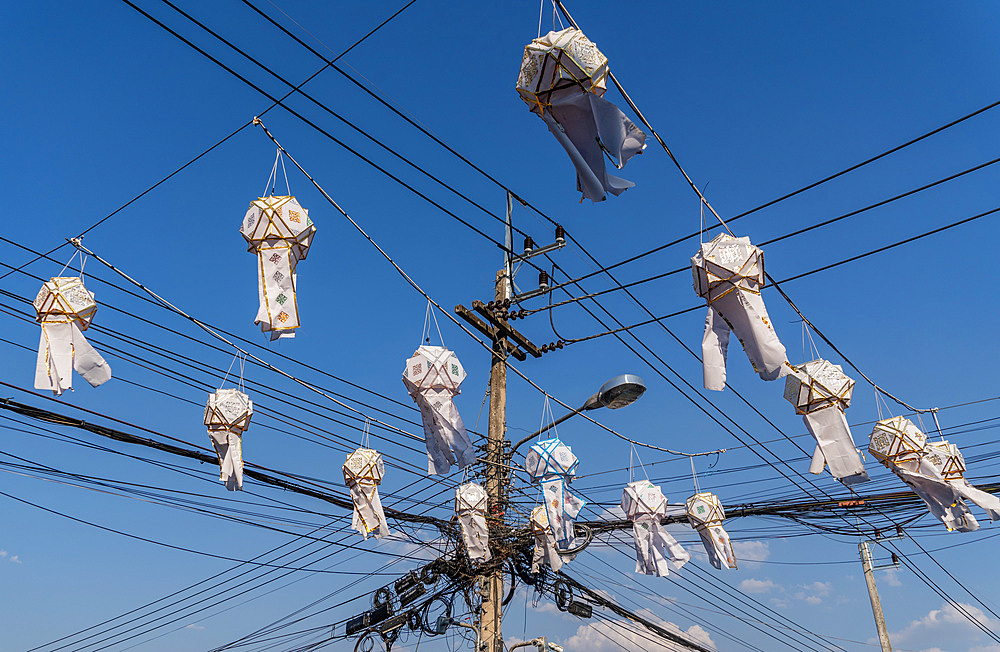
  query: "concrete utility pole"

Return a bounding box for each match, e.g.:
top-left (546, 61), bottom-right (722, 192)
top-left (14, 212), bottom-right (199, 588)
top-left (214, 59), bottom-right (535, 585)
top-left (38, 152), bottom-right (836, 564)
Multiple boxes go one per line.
top-left (479, 269), bottom-right (509, 652)
top-left (859, 541), bottom-right (892, 651)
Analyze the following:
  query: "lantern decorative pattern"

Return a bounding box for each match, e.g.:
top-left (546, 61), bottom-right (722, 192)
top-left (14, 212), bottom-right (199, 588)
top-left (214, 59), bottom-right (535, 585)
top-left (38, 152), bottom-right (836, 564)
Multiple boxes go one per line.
top-left (686, 492), bottom-right (737, 570)
top-left (692, 234), bottom-right (788, 391)
top-left (240, 195), bottom-right (316, 340)
top-left (530, 505), bottom-right (570, 573)
top-left (402, 345), bottom-right (475, 475)
top-left (516, 28), bottom-right (646, 202)
top-left (783, 359), bottom-right (869, 485)
top-left (621, 481), bottom-right (690, 577)
top-left (203, 388), bottom-right (253, 491)
top-left (33, 276), bottom-right (112, 395)
top-left (525, 437), bottom-right (586, 547)
top-left (343, 448), bottom-right (390, 539)
top-left (870, 418), bottom-right (999, 532)
top-left (455, 482), bottom-right (491, 562)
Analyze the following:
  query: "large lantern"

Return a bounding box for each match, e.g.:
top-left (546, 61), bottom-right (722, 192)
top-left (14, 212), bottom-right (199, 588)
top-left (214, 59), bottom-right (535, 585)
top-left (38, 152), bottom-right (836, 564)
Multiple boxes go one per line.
top-left (343, 448), bottom-right (390, 539)
top-left (784, 359), bottom-right (868, 485)
top-left (455, 482), bottom-right (491, 562)
top-left (525, 437), bottom-right (586, 547)
top-left (621, 481), bottom-right (690, 577)
top-left (203, 388), bottom-right (253, 491)
top-left (530, 505), bottom-right (567, 573)
top-left (686, 492), bottom-right (736, 570)
top-left (692, 234), bottom-right (787, 391)
top-left (403, 345), bottom-right (474, 475)
top-left (240, 195), bottom-right (316, 339)
top-left (516, 28), bottom-right (646, 202)
top-left (33, 276), bottom-right (112, 395)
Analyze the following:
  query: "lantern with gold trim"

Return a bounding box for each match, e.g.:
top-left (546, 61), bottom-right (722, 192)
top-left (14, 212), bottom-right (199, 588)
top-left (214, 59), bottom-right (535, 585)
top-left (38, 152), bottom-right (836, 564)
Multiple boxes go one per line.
top-left (692, 234), bottom-right (787, 391)
top-left (784, 359), bottom-right (868, 485)
top-left (33, 276), bottom-right (112, 395)
top-left (621, 481), bottom-right (690, 577)
top-left (686, 492), bottom-right (736, 570)
top-left (240, 195), bottom-right (316, 339)
top-left (203, 388), bottom-right (252, 491)
top-left (516, 27), bottom-right (646, 202)
top-left (343, 448), bottom-right (390, 540)
top-left (530, 505), bottom-right (568, 573)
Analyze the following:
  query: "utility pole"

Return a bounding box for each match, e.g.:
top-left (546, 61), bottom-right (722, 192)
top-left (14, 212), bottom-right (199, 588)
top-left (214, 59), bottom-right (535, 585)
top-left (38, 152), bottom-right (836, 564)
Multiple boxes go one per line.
top-left (479, 269), bottom-right (509, 652)
top-left (859, 540), bottom-right (892, 652)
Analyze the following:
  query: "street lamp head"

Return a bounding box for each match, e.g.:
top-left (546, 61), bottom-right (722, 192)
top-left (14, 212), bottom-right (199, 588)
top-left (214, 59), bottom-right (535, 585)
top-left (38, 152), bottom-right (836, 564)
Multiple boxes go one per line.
top-left (587, 374), bottom-right (646, 410)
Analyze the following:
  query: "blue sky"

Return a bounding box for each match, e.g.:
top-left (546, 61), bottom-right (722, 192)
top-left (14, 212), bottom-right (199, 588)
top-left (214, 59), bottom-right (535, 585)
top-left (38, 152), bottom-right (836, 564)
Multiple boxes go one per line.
top-left (3, 2), bottom-right (1000, 651)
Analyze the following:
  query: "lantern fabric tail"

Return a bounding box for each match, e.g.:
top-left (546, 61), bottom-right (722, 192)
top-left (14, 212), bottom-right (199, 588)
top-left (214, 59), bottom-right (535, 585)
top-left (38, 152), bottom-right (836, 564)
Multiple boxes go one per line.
top-left (349, 481), bottom-right (390, 540)
top-left (458, 512), bottom-right (491, 562)
top-left (255, 245), bottom-right (300, 340)
top-left (209, 431), bottom-right (245, 491)
top-left (701, 308), bottom-right (730, 391)
top-left (952, 483), bottom-right (1000, 521)
top-left (802, 409), bottom-right (869, 485)
top-left (698, 524), bottom-right (737, 570)
top-left (541, 478), bottom-right (586, 547)
top-left (541, 93), bottom-right (645, 202)
top-left (530, 506), bottom-right (571, 573)
top-left (705, 290), bottom-right (788, 386)
top-left (526, 438), bottom-right (584, 549)
top-left (896, 464), bottom-right (980, 532)
top-left (631, 515), bottom-right (690, 577)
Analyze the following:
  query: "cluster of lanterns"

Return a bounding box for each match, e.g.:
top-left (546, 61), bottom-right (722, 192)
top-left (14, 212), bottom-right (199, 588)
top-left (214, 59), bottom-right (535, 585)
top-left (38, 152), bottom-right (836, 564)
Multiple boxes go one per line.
top-left (21, 24), bottom-right (996, 597)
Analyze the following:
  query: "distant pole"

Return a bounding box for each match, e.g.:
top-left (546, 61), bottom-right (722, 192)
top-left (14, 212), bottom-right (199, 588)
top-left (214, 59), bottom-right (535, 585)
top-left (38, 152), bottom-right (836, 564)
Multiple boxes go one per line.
top-left (859, 541), bottom-right (892, 651)
top-left (478, 268), bottom-right (509, 652)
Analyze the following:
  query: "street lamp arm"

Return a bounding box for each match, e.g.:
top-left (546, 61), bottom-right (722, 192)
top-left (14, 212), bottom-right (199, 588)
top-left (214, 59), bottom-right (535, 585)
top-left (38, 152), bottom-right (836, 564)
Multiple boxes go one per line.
top-left (509, 395), bottom-right (597, 456)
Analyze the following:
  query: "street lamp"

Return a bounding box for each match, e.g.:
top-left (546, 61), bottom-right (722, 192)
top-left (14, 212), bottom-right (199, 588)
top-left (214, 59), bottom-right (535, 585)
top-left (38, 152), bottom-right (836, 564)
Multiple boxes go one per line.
top-left (511, 374), bottom-right (646, 455)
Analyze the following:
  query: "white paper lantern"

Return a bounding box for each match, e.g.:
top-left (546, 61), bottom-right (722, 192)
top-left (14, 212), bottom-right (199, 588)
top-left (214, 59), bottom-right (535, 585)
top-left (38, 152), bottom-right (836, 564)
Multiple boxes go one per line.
top-left (530, 505), bottom-right (566, 573)
top-left (33, 277), bottom-right (112, 395)
top-left (403, 345), bottom-right (474, 475)
top-left (692, 234), bottom-right (787, 390)
top-left (455, 482), bottom-right (491, 562)
top-left (783, 359), bottom-right (868, 485)
top-left (515, 28), bottom-right (646, 202)
top-left (240, 195), bottom-right (316, 340)
top-left (525, 437), bottom-right (586, 546)
top-left (686, 492), bottom-right (736, 570)
top-left (869, 416), bottom-right (927, 466)
top-left (621, 481), bottom-right (690, 577)
top-left (343, 448), bottom-right (390, 540)
top-left (204, 388), bottom-right (253, 491)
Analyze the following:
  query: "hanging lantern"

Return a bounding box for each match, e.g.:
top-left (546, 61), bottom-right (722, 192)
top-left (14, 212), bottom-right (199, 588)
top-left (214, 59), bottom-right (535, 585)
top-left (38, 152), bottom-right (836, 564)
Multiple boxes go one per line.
top-left (869, 418), bottom-right (982, 532)
top-left (343, 448), bottom-right (390, 539)
top-left (33, 276), bottom-right (112, 396)
top-left (783, 359), bottom-right (869, 485)
top-left (516, 28), bottom-right (646, 202)
top-left (455, 482), bottom-right (491, 562)
top-left (924, 440), bottom-right (1000, 520)
top-left (402, 345), bottom-right (475, 475)
top-left (240, 195), bottom-right (316, 340)
top-left (525, 437), bottom-right (586, 547)
top-left (686, 492), bottom-right (736, 570)
top-left (621, 481), bottom-right (690, 577)
top-left (203, 388), bottom-right (253, 491)
top-left (530, 505), bottom-right (568, 573)
top-left (692, 234), bottom-right (788, 391)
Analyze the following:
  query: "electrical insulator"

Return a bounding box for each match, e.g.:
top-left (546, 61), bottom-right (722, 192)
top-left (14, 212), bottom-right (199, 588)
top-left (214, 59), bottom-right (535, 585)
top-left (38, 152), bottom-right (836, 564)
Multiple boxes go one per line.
top-left (555, 224), bottom-right (566, 246)
top-left (891, 553), bottom-right (899, 565)
top-left (524, 236), bottom-right (535, 254)
top-left (538, 270), bottom-right (549, 290)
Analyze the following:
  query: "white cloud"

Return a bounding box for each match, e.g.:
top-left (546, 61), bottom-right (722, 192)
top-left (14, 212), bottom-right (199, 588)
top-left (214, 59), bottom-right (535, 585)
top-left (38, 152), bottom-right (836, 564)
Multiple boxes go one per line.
top-left (0, 550), bottom-right (6, 558)
top-left (732, 540), bottom-right (770, 562)
top-left (883, 568), bottom-right (902, 587)
top-left (184, 624), bottom-right (205, 630)
top-left (890, 601), bottom-right (1000, 651)
top-left (739, 578), bottom-right (779, 594)
top-left (558, 608), bottom-right (715, 651)
top-left (8, 555), bottom-right (21, 564)
top-left (792, 581), bottom-right (831, 606)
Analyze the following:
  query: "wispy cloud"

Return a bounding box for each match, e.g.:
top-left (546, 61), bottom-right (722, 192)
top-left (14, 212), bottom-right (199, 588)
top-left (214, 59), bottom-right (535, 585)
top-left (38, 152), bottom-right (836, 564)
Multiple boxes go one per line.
top-left (558, 608), bottom-right (716, 651)
top-left (739, 578), bottom-right (779, 594)
top-left (185, 624), bottom-right (205, 630)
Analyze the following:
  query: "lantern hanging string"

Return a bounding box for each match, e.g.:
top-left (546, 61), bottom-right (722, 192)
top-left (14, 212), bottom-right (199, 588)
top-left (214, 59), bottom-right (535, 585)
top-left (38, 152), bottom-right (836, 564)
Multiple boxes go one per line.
top-left (421, 299), bottom-right (445, 346)
top-left (263, 147), bottom-right (290, 197)
top-left (56, 248), bottom-right (86, 279)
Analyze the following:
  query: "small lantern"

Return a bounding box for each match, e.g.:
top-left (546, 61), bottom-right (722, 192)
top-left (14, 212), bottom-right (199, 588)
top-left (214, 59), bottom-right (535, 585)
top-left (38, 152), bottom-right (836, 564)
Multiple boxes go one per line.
top-left (455, 482), bottom-right (490, 562)
top-left (343, 448), bottom-right (389, 540)
top-left (621, 481), bottom-right (689, 577)
top-left (691, 234), bottom-right (787, 390)
top-left (203, 388), bottom-right (252, 491)
top-left (515, 28), bottom-right (646, 202)
top-left (784, 359), bottom-right (868, 485)
top-left (525, 438), bottom-right (586, 547)
top-left (403, 345), bottom-right (474, 475)
top-left (33, 276), bottom-right (112, 395)
top-left (686, 492), bottom-right (736, 570)
top-left (240, 195), bottom-right (316, 340)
